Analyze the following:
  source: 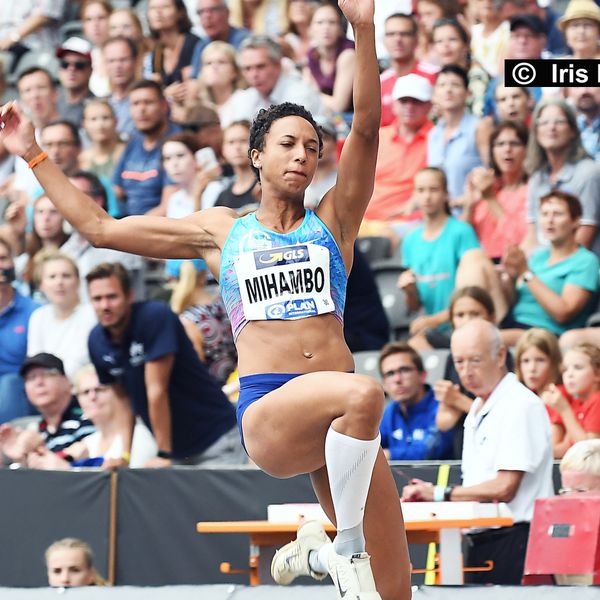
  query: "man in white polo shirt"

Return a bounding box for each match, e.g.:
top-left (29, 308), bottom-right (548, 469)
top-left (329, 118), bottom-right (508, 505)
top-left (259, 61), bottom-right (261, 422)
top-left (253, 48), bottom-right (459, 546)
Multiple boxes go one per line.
top-left (402, 319), bottom-right (554, 584)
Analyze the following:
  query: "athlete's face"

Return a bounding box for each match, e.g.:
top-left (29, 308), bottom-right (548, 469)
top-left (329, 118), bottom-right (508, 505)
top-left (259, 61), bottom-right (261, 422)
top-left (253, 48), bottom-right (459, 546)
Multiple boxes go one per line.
top-left (252, 116), bottom-right (320, 196)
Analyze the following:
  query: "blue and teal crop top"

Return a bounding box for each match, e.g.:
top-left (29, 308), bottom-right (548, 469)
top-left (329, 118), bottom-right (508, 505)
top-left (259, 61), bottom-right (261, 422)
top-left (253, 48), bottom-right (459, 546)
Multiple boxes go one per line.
top-left (220, 209), bottom-right (347, 341)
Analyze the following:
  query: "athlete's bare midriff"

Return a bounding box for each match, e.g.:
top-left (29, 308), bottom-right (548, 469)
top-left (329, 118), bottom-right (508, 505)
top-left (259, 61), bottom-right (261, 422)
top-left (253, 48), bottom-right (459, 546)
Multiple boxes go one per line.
top-left (235, 313), bottom-right (354, 376)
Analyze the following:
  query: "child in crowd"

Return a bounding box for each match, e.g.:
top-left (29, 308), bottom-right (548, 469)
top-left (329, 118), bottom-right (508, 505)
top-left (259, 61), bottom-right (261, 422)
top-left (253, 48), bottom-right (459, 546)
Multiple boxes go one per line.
top-left (46, 537), bottom-right (106, 587)
top-left (515, 328), bottom-right (562, 396)
top-left (543, 343), bottom-right (600, 458)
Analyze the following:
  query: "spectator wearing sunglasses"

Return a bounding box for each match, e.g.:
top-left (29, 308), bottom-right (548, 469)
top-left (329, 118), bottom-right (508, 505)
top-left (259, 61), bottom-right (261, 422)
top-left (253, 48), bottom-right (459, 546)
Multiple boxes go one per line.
top-left (56, 37), bottom-right (96, 127)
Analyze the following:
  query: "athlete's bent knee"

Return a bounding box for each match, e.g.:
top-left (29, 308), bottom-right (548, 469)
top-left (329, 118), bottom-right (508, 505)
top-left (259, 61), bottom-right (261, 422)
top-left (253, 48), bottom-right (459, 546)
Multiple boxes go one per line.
top-left (344, 376), bottom-right (384, 430)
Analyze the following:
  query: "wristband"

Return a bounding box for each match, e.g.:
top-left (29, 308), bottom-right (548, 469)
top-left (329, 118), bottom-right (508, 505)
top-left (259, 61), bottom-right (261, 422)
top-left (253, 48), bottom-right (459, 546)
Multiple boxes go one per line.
top-left (9, 31), bottom-right (21, 43)
top-left (56, 450), bottom-right (74, 463)
top-left (444, 486), bottom-right (455, 501)
top-left (27, 151), bottom-right (48, 169)
top-left (157, 449), bottom-right (172, 459)
top-left (433, 485), bottom-right (445, 502)
top-left (121, 451), bottom-right (131, 464)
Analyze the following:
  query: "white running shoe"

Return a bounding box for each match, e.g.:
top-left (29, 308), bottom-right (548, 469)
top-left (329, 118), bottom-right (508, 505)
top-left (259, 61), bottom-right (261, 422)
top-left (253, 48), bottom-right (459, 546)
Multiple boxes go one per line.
top-left (328, 550), bottom-right (382, 600)
top-left (271, 520), bottom-right (330, 584)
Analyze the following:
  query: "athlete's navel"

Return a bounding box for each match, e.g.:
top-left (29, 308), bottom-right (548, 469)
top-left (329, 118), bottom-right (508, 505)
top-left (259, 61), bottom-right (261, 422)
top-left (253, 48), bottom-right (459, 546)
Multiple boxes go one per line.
top-left (303, 351), bottom-right (314, 359)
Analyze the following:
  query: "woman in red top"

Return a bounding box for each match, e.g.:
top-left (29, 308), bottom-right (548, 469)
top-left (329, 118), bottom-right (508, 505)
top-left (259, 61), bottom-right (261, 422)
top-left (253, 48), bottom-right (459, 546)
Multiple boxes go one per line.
top-left (543, 343), bottom-right (600, 458)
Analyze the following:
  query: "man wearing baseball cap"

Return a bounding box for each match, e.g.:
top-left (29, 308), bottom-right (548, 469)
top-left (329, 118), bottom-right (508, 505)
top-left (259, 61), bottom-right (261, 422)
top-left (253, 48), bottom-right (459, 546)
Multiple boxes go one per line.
top-left (362, 73), bottom-right (433, 232)
top-left (56, 37), bottom-right (95, 126)
top-left (483, 14), bottom-right (547, 117)
top-left (501, 0), bottom-right (567, 56)
top-left (0, 354), bottom-right (95, 465)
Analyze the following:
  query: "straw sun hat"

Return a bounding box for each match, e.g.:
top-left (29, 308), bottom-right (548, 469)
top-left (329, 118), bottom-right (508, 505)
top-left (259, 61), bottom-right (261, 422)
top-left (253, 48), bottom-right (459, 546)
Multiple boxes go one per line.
top-left (558, 0), bottom-right (600, 31)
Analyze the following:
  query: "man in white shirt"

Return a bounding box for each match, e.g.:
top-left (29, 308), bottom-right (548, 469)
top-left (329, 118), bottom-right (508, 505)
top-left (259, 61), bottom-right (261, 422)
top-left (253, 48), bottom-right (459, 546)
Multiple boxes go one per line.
top-left (402, 319), bottom-right (554, 584)
top-left (220, 35), bottom-right (326, 127)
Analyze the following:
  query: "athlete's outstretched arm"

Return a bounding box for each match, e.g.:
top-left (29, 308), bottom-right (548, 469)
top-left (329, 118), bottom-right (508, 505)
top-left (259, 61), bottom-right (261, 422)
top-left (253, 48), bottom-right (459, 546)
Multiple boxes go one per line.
top-left (0, 102), bottom-right (236, 260)
top-left (317, 0), bottom-right (380, 242)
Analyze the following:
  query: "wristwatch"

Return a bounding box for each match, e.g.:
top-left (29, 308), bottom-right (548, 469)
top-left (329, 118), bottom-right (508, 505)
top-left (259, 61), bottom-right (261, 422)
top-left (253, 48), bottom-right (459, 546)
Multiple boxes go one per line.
top-left (522, 270), bottom-right (534, 283)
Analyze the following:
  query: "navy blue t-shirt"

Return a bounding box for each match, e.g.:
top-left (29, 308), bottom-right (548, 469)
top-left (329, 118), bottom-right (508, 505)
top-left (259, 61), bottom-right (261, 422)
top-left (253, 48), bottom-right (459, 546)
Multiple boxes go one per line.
top-left (113, 122), bottom-right (179, 215)
top-left (88, 301), bottom-right (236, 459)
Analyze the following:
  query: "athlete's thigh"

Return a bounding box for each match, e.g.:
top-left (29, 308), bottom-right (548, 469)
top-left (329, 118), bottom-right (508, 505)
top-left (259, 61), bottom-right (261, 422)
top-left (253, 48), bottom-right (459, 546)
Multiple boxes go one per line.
top-left (242, 371), bottom-right (377, 478)
top-left (311, 451), bottom-right (411, 600)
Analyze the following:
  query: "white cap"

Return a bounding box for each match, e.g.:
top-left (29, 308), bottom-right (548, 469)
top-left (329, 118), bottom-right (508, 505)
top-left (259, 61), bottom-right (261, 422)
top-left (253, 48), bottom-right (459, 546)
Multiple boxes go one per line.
top-left (392, 74), bottom-right (433, 102)
top-left (56, 37), bottom-right (92, 60)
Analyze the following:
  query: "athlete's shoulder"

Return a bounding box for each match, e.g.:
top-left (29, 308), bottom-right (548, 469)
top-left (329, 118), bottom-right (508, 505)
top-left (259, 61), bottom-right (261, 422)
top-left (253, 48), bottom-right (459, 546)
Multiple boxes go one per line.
top-left (188, 205), bottom-right (239, 224)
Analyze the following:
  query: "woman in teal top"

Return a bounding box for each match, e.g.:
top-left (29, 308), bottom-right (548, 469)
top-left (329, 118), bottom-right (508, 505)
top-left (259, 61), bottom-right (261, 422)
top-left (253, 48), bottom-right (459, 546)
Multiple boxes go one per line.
top-left (501, 190), bottom-right (600, 346)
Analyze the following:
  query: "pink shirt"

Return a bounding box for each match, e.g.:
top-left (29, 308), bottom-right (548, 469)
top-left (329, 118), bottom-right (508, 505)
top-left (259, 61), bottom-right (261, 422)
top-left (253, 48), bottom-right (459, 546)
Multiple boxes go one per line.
top-left (471, 183), bottom-right (528, 259)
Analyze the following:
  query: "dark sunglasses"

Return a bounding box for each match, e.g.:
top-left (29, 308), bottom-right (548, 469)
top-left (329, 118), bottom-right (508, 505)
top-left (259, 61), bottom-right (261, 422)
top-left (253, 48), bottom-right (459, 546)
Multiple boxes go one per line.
top-left (60, 60), bottom-right (90, 71)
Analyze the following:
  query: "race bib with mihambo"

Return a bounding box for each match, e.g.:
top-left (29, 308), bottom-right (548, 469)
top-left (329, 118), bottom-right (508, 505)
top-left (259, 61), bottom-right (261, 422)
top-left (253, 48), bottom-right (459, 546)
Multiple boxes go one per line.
top-left (235, 243), bottom-right (334, 321)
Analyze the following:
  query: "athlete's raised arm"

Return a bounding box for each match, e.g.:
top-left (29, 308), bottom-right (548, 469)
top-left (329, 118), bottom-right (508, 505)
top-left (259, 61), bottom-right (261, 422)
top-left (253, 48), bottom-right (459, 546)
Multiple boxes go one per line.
top-left (0, 102), bottom-right (236, 260)
top-left (316, 0), bottom-right (379, 241)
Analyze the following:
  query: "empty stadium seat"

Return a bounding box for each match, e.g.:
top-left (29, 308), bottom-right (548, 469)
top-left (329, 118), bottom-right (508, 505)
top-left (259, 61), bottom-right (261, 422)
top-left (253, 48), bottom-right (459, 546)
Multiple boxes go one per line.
top-left (356, 236), bottom-right (392, 264)
top-left (372, 264), bottom-right (417, 340)
top-left (352, 350), bottom-right (381, 381)
top-left (420, 349), bottom-right (450, 385)
top-left (59, 20), bottom-right (84, 42)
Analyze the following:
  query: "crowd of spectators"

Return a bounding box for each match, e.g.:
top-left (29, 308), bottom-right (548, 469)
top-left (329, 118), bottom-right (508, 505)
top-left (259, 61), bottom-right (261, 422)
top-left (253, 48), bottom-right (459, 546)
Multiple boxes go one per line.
top-left (0, 0), bottom-right (599, 587)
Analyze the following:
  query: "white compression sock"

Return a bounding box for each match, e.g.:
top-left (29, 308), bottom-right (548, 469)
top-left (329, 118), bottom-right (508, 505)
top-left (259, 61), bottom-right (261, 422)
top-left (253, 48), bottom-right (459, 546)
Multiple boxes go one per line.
top-left (325, 426), bottom-right (380, 557)
top-left (309, 427), bottom-right (380, 574)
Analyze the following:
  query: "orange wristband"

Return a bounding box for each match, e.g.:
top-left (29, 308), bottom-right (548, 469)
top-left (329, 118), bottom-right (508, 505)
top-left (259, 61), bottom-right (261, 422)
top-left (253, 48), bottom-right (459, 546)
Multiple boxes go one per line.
top-left (27, 151), bottom-right (48, 169)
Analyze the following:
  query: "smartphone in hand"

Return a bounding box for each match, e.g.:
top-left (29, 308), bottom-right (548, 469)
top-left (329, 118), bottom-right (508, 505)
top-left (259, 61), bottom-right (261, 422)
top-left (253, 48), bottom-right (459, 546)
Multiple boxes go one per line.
top-left (195, 147), bottom-right (219, 171)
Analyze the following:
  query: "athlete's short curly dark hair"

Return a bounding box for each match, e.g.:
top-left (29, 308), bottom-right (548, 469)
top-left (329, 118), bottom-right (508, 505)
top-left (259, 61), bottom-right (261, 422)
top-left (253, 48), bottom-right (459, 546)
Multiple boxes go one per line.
top-left (248, 102), bottom-right (324, 181)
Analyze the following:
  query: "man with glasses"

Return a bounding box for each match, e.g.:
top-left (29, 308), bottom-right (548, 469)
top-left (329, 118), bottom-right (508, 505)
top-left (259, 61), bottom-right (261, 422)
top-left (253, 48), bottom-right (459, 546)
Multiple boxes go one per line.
top-left (56, 37), bottom-right (95, 127)
top-left (378, 342), bottom-right (453, 461)
top-left (402, 319), bottom-right (554, 584)
top-left (0, 353), bottom-right (95, 465)
top-left (190, 0), bottom-right (249, 77)
top-left (380, 13), bottom-right (438, 126)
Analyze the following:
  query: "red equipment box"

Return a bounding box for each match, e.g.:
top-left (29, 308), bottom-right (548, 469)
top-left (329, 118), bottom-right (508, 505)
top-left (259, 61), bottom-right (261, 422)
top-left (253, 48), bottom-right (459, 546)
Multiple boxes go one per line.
top-left (523, 493), bottom-right (600, 584)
